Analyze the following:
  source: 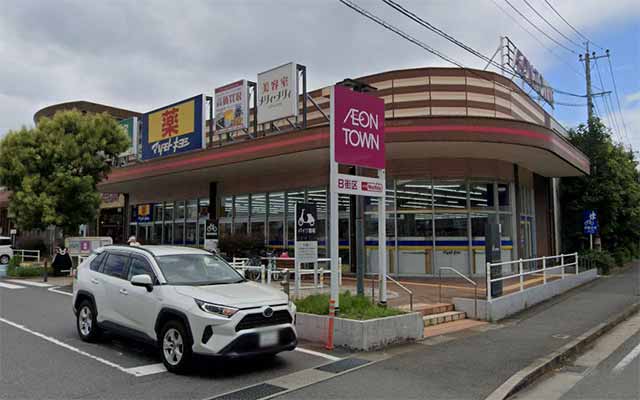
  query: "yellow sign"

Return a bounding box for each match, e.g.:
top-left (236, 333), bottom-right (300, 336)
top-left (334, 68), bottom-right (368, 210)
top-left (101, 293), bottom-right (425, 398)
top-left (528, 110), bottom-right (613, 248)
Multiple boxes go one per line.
top-left (147, 99), bottom-right (195, 143)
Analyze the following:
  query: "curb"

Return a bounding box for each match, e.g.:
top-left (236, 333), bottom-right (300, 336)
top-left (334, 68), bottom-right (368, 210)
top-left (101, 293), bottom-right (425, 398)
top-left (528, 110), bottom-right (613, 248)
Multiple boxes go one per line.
top-left (484, 301), bottom-right (640, 400)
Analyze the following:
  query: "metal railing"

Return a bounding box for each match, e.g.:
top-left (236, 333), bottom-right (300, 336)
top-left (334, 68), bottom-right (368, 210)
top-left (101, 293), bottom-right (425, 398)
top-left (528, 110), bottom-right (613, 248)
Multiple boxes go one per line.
top-left (486, 252), bottom-right (579, 301)
top-left (386, 274), bottom-right (413, 311)
top-left (230, 256), bottom-right (342, 289)
top-left (13, 249), bottom-right (41, 263)
top-left (439, 267), bottom-right (478, 319)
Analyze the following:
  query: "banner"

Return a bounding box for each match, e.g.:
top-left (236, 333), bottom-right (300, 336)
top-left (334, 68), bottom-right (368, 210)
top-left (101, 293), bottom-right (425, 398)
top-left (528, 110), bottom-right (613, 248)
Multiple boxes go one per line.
top-left (257, 62), bottom-right (298, 124)
top-left (333, 85), bottom-right (385, 169)
top-left (215, 80), bottom-right (249, 134)
top-left (136, 204), bottom-right (152, 222)
top-left (118, 117), bottom-right (138, 158)
top-left (141, 95), bottom-right (205, 160)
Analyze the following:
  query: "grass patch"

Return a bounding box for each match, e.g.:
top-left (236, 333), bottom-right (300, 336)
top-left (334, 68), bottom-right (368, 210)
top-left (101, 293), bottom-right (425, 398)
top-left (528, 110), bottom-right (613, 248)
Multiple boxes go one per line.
top-left (294, 291), bottom-right (405, 320)
top-left (7, 258), bottom-right (51, 278)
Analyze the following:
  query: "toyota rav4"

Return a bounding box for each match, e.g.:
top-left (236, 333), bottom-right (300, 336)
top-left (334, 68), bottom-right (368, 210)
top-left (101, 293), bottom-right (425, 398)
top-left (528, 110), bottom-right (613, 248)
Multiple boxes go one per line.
top-left (72, 245), bottom-right (297, 373)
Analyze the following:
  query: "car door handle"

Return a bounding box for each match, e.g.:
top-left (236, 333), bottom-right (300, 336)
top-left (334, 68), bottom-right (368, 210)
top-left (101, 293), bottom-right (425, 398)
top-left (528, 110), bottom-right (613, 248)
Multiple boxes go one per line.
top-left (90, 278), bottom-right (99, 285)
top-left (119, 289), bottom-right (128, 296)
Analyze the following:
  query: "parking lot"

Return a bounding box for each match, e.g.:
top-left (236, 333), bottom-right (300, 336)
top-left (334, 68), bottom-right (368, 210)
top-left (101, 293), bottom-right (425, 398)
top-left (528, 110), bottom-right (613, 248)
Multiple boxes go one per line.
top-left (0, 279), bottom-right (353, 400)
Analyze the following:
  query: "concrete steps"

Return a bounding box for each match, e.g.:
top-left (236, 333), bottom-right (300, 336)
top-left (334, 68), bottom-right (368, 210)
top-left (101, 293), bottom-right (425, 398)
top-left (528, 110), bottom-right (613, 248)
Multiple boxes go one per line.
top-left (423, 310), bottom-right (467, 326)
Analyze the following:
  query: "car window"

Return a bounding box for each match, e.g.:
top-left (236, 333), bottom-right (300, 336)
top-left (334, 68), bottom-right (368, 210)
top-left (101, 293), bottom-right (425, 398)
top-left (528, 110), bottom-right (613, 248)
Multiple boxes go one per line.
top-left (0, 239), bottom-right (12, 246)
top-left (128, 256), bottom-right (157, 283)
top-left (155, 254), bottom-right (245, 286)
top-left (102, 253), bottom-right (130, 279)
top-left (90, 252), bottom-right (106, 272)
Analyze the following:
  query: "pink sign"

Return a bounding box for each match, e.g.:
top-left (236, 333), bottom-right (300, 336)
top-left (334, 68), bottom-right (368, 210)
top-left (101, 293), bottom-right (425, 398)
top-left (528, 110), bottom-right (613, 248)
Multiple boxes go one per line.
top-left (334, 85), bottom-right (385, 169)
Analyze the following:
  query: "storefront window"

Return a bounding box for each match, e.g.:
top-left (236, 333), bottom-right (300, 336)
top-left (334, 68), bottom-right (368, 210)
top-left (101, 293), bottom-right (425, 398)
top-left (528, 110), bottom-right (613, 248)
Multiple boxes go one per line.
top-left (223, 197), bottom-right (233, 219)
top-left (164, 223), bottom-right (173, 244)
top-left (164, 202), bottom-right (174, 222)
top-left (198, 199), bottom-right (209, 221)
top-left (176, 201), bottom-right (185, 221)
top-left (250, 193), bottom-right (266, 240)
top-left (500, 214), bottom-right (514, 262)
top-left (175, 222), bottom-right (184, 245)
top-left (434, 212), bottom-right (469, 273)
top-left (152, 223), bottom-right (162, 244)
top-left (469, 183), bottom-right (494, 210)
top-left (185, 222), bottom-right (196, 245)
top-left (153, 204), bottom-right (163, 222)
top-left (186, 200), bottom-right (197, 221)
top-left (395, 180), bottom-right (433, 275)
top-left (433, 182), bottom-right (467, 210)
top-left (268, 192), bottom-right (284, 249)
top-left (498, 183), bottom-right (511, 211)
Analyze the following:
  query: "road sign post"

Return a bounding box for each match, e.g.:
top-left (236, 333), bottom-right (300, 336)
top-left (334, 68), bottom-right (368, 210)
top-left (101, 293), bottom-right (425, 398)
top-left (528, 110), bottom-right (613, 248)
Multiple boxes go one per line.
top-left (583, 210), bottom-right (598, 250)
top-left (294, 202), bottom-right (318, 296)
top-left (204, 219), bottom-right (219, 252)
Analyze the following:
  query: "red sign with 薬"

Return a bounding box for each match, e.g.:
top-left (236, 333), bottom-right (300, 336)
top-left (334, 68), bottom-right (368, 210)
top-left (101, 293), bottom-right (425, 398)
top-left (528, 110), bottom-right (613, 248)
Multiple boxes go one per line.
top-left (333, 85), bottom-right (385, 169)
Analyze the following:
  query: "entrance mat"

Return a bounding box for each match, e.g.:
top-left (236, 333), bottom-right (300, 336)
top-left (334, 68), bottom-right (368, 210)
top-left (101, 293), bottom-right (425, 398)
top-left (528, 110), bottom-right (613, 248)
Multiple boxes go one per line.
top-left (315, 357), bottom-right (370, 374)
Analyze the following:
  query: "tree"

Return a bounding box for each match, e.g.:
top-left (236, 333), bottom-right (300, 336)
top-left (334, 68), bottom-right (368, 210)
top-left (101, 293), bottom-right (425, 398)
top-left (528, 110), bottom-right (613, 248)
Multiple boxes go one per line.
top-left (560, 117), bottom-right (640, 253)
top-left (0, 110), bottom-right (129, 235)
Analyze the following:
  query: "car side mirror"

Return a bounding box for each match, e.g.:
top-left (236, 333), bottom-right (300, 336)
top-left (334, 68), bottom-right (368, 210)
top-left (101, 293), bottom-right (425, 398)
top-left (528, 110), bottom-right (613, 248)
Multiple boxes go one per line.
top-left (131, 274), bottom-right (153, 292)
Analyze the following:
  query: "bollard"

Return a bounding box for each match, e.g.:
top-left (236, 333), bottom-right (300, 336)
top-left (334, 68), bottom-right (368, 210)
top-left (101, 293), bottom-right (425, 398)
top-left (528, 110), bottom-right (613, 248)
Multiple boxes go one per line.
top-left (319, 268), bottom-right (324, 289)
top-left (260, 265), bottom-right (266, 284)
top-left (280, 269), bottom-right (290, 300)
top-left (326, 299), bottom-right (335, 351)
top-left (43, 260), bottom-right (48, 283)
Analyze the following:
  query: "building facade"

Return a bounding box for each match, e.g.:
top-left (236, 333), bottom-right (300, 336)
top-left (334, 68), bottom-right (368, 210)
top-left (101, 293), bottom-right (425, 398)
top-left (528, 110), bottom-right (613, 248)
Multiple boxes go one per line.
top-left (41, 67), bottom-right (589, 277)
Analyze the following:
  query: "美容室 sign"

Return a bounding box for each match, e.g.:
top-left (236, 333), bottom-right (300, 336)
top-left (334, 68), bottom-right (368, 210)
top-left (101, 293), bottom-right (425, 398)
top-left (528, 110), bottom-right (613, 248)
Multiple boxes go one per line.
top-left (215, 80), bottom-right (249, 134)
top-left (333, 85), bottom-right (385, 170)
top-left (257, 62), bottom-right (298, 124)
top-left (141, 94), bottom-right (206, 161)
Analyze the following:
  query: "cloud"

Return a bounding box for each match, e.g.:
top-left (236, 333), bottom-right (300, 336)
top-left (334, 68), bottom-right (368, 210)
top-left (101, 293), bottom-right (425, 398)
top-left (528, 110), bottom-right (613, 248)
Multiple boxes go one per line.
top-left (625, 91), bottom-right (640, 105)
top-left (0, 0), bottom-right (638, 136)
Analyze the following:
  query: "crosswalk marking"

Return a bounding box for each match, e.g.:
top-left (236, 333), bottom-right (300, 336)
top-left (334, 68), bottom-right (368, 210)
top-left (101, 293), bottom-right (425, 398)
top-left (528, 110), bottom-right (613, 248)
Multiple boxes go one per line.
top-left (0, 282), bottom-right (26, 289)
top-left (4, 279), bottom-right (52, 288)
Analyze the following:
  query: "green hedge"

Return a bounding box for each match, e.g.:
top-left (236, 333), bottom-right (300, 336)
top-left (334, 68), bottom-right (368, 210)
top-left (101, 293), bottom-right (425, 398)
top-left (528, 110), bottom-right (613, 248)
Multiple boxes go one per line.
top-left (6, 259), bottom-right (52, 278)
top-left (294, 291), bottom-right (405, 320)
top-left (580, 250), bottom-right (616, 275)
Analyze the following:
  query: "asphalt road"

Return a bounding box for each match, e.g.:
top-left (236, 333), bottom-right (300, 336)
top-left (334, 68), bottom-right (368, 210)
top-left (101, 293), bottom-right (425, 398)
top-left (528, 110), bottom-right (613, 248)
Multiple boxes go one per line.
top-left (0, 280), bottom-right (337, 400)
top-left (515, 312), bottom-right (640, 400)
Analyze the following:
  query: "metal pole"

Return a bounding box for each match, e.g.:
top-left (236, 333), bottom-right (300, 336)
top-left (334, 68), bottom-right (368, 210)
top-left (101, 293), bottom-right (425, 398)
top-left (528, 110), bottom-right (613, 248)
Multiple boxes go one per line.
top-left (590, 234), bottom-right (593, 250)
top-left (519, 259), bottom-right (524, 292)
top-left (486, 262), bottom-right (492, 301)
top-left (542, 257), bottom-right (547, 284)
top-left (329, 86), bottom-right (340, 314)
top-left (378, 169), bottom-right (388, 305)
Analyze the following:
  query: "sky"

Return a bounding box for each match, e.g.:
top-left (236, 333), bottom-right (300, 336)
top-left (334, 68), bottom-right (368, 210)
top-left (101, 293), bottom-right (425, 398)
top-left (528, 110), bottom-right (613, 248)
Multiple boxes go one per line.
top-left (1, 0), bottom-right (638, 148)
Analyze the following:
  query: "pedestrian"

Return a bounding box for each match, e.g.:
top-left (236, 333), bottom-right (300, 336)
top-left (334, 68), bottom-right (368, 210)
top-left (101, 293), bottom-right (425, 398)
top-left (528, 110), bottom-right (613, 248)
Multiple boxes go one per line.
top-left (127, 236), bottom-right (141, 246)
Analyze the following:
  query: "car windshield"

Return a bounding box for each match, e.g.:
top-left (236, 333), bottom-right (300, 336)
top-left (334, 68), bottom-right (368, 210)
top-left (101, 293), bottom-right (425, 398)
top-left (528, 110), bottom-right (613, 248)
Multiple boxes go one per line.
top-left (155, 254), bottom-right (245, 286)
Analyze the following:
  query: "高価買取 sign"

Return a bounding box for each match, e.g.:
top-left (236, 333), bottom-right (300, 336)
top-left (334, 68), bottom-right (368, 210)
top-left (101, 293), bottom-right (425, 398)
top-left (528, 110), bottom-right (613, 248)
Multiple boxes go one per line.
top-left (141, 95), bottom-right (205, 160)
top-left (215, 80), bottom-right (249, 134)
top-left (257, 62), bottom-right (298, 124)
top-left (333, 85), bottom-right (385, 170)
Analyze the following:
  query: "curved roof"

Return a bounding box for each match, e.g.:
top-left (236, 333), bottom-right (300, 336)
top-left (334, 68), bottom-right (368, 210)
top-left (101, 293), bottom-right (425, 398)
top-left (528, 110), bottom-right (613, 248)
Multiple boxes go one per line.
top-left (34, 100), bottom-right (140, 123)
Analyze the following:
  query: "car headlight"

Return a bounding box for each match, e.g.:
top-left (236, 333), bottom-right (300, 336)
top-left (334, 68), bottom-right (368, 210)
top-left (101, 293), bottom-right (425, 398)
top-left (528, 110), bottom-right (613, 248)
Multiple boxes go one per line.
top-left (288, 301), bottom-right (297, 313)
top-left (195, 299), bottom-right (238, 318)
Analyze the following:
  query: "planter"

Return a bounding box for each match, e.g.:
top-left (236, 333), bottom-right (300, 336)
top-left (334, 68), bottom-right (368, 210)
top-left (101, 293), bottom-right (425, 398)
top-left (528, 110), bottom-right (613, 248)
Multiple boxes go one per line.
top-left (295, 312), bottom-right (423, 351)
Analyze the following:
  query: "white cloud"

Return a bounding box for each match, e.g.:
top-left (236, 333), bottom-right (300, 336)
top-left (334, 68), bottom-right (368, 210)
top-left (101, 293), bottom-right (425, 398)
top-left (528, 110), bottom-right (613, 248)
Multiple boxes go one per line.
top-left (0, 0), bottom-right (638, 136)
top-left (625, 91), bottom-right (640, 105)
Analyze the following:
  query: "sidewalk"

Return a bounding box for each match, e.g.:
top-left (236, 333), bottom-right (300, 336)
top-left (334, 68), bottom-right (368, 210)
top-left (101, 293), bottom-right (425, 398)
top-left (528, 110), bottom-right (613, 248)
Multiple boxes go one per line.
top-left (276, 262), bottom-right (640, 400)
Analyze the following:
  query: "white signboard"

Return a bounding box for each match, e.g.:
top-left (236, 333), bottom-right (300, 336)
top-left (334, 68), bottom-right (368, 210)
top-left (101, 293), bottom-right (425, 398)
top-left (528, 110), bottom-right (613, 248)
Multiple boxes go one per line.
top-left (294, 202), bottom-right (318, 264)
top-left (295, 241), bottom-right (318, 263)
top-left (257, 62), bottom-right (298, 124)
top-left (335, 174), bottom-right (385, 197)
top-left (215, 80), bottom-right (249, 134)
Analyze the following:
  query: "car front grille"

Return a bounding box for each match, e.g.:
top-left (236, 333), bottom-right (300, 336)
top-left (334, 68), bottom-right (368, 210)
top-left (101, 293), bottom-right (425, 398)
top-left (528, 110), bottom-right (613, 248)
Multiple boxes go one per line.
top-left (235, 310), bottom-right (293, 332)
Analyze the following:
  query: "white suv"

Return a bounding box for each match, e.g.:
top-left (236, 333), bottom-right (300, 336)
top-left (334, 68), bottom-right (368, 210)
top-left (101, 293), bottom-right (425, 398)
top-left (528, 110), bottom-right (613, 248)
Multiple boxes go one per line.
top-left (72, 245), bottom-right (297, 373)
top-left (0, 236), bottom-right (13, 265)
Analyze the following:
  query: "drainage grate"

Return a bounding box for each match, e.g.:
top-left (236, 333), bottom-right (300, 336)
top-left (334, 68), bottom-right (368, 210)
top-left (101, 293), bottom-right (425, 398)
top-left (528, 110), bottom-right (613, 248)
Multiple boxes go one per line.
top-left (315, 358), bottom-right (370, 374)
top-left (211, 383), bottom-right (286, 400)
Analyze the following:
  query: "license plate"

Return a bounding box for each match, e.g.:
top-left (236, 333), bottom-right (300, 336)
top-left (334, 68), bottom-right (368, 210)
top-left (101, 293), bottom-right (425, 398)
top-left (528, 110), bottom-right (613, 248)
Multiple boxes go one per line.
top-left (259, 331), bottom-right (279, 348)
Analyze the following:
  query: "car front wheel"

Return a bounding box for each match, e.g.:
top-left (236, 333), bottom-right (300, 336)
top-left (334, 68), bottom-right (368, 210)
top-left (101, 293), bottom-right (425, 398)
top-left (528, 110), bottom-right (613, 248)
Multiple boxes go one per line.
top-left (0, 255), bottom-right (9, 264)
top-left (160, 320), bottom-right (193, 374)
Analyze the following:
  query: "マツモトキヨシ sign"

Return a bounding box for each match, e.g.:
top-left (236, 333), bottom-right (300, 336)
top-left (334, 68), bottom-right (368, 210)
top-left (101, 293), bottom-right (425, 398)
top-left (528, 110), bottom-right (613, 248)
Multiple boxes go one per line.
top-left (333, 85), bottom-right (385, 170)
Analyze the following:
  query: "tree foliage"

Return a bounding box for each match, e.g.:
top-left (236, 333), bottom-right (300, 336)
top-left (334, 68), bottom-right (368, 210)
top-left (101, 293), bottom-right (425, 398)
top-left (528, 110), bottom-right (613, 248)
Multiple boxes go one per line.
top-left (560, 118), bottom-right (640, 253)
top-left (0, 110), bottom-right (129, 234)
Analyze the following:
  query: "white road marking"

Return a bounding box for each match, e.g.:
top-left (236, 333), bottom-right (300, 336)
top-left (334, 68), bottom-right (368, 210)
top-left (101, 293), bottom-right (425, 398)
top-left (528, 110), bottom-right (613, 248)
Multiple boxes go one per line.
top-left (0, 316), bottom-right (138, 376)
top-left (294, 347), bottom-right (342, 361)
top-left (123, 363), bottom-right (167, 376)
top-left (612, 342), bottom-right (640, 374)
top-left (0, 282), bottom-right (26, 289)
top-left (4, 279), bottom-right (52, 288)
top-left (48, 286), bottom-right (73, 297)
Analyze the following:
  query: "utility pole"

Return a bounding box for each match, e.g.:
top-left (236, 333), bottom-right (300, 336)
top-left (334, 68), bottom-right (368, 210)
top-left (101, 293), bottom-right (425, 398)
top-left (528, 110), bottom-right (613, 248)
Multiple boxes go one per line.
top-left (579, 42), bottom-right (611, 129)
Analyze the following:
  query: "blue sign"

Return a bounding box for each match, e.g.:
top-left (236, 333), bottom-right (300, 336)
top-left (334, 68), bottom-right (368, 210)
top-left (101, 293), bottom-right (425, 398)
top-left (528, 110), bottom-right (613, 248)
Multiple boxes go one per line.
top-left (140, 94), bottom-right (205, 161)
top-left (583, 210), bottom-right (598, 235)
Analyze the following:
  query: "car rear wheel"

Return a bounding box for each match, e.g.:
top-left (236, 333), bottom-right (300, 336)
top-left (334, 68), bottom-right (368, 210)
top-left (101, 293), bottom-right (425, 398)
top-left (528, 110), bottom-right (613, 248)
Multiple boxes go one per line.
top-left (0, 255), bottom-right (9, 264)
top-left (160, 320), bottom-right (193, 374)
top-left (76, 300), bottom-right (101, 342)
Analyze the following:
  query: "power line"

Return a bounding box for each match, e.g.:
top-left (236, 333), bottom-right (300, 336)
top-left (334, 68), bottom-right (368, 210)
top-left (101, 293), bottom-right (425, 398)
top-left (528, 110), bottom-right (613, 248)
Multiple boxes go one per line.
top-left (503, 0), bottom-right (577, 54)
top-left (381, 0), bottom-right (513, 76)
top-left (520, 0), bottom-right (584, 50)
top-left (607, 55), bottom-right (631, 146)
top-left (490, 0), bottom-right (585, 79)
top-left (555, 101), bottom-right (588, 107)
top-left (594, 58), bottom-right (622, 141)
top-left (542, 0), bottom-right (605, 50)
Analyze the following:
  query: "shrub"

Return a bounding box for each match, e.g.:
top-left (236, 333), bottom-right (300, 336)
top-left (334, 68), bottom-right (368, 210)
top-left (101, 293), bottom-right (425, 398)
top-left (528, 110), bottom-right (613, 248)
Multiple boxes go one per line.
top-left (580, 250), bottom-right (615, 275)
top-left (294, 291), bottom-right (405, 320)
top-left (6, 259), bottom-right (51, 278)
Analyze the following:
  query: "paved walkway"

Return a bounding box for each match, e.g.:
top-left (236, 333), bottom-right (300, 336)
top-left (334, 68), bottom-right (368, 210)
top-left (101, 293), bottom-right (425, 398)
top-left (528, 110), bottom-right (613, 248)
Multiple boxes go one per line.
top-left (276, 262), bottom-right (640, 400)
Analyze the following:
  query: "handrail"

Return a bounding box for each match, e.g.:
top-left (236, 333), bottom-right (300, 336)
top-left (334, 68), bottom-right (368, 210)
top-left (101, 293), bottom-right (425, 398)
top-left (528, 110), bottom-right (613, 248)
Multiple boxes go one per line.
top-left (439, 267), bottom-right (478, 319)
top-left (385, 274), bottom-right (413, 311)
